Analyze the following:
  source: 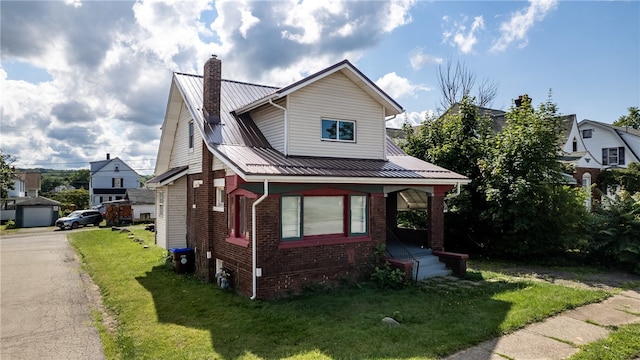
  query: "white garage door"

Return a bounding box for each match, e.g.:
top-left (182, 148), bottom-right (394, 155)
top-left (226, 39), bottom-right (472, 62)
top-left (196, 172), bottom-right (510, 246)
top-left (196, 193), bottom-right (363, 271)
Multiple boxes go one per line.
top-left (23, 207), bottom-right (53, 227)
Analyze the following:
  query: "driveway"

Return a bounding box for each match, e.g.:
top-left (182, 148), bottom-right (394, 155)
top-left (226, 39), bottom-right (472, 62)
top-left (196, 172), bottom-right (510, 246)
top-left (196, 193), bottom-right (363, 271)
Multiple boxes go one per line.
top-left (0, 231), bottom-right (105, 360)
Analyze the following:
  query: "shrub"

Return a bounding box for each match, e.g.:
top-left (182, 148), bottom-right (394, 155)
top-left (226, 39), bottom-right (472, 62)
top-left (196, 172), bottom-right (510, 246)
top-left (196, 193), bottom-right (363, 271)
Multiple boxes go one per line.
top-left (5, 219), bottom-right (16, 229)
top-left (587, 190), bottom-right (640, 274)
top-left (370, 262), bottom-right (407, 289)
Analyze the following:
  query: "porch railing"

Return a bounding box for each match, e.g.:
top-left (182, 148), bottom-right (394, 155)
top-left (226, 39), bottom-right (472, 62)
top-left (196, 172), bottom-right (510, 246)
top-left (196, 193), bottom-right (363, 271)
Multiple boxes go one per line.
top-left (385, 227), bottom-right (420, 283)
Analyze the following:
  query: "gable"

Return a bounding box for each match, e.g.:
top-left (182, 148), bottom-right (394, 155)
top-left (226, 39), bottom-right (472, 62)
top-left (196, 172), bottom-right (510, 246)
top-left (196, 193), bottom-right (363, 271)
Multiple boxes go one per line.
top-left (285, 71), bottom-right (386, 159)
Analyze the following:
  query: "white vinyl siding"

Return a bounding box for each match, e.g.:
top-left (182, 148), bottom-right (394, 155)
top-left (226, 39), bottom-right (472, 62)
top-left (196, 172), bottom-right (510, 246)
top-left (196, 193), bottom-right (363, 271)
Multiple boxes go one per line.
top-left (287, 72), bottom-right (385, 159)
top-left (252, 99), bottom-right (286, 152)
top-left (169, 102), bottom-right (202, 173)
top-left (155, 178), bottom-right (187, 250)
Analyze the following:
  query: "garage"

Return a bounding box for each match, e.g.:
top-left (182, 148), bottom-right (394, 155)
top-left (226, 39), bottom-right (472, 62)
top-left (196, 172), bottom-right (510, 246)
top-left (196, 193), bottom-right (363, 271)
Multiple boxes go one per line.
top-left (15, 197), bottom-right (61, 228)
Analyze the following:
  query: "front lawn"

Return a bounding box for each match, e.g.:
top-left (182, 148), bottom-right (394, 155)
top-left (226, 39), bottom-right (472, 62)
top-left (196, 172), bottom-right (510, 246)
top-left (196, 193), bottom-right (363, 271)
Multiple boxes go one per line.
top-left (70, 228), bottom-right (610, 360)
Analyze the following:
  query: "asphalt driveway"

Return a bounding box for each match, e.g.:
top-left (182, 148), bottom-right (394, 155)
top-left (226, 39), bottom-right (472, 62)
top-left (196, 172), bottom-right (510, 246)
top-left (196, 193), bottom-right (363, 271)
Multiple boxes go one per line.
top-left (0, 231), bottom-right (105, 359)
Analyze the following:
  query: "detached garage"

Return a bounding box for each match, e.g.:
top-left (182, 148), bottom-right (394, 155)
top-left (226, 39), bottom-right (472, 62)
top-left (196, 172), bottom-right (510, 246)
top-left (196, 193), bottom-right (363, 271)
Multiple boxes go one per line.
top-left (15, 196), bottom-right (61, 228)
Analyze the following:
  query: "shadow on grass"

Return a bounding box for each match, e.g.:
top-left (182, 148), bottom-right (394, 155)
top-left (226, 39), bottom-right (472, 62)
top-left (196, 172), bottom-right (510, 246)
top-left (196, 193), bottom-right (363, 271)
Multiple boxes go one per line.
top-left (136, 266), bottom-right (517, 359)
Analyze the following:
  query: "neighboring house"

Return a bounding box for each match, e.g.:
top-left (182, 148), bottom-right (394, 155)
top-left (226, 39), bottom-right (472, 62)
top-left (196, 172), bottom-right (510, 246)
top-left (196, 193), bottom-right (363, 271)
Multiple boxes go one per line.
top-left (15, 196), bottom-right (61, 228)
top-left (89, 154), bottom-right (141, 207)
top-left (125, 188), bottom-right (155, 221)
top-left (54, 184), bottom-right (76, 193)
top-left (21, 172), bottom-right (42, 197)
top-left (148, 57), bottom-right (469, 299)
top-left (7, 174), bottom-right (26, 198)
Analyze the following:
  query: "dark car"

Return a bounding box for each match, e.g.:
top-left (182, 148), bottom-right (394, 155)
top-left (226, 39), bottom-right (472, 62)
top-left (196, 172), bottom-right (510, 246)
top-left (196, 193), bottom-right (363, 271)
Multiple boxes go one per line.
top-left (55, 210), bottom-right (103, 230)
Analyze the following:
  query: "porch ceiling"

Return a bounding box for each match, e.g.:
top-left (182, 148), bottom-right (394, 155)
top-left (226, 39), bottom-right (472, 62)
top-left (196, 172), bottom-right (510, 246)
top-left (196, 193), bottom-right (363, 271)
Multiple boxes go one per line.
top-left (397, 189), bottom-right (429, 210)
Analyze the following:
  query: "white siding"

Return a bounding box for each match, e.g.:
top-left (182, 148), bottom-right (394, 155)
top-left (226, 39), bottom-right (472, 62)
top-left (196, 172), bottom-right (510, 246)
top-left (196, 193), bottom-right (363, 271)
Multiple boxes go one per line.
top-left (252, 99), bottom-right (286, 152)
top-left (167, 177), bottom-right (187, 249)
top-left (155, 187), bottom-right (167, 249)
top-left (287, 72), bottom-right (385, 159)
top-left (132, 204), bottom-right (155, 220)
top-left (580, 123), bottom-right (632, 168)
top-left (155, 178), bottom-right (187, 250)
top-left (169, 101), bottom-right (203, 173)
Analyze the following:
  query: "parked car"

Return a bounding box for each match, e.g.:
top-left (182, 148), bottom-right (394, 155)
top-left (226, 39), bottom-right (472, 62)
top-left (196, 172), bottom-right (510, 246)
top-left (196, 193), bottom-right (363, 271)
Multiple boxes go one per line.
top-left (55, 210), bottom-right (103, 230)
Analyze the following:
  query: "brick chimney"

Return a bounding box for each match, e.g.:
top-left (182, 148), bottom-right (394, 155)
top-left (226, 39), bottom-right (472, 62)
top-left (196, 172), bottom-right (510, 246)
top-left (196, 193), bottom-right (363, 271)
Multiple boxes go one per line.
top-left (106, 153), bottom-right (110, 160)
top-left (203, 55), bottom-right (221, 124)
top-left (514, 94), bottom-right (531, 108)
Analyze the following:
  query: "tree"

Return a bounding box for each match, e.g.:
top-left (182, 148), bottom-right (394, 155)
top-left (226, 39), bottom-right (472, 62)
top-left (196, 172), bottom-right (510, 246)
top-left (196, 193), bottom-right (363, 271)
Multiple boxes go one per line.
top-left (402, 95), bottom-right (494, 252)
top-left (69, 169), bottom-right (90, 189)
top-left (613, 106), bottom-right (640, 130)
top-left (436, 58), bottom-right (498, 112)
top-left (1, 150), bottom-right (17, 199)
top-left (479, 94), bottom-right (588, 258)
top-left (49, 189), bottom-right (90, 211)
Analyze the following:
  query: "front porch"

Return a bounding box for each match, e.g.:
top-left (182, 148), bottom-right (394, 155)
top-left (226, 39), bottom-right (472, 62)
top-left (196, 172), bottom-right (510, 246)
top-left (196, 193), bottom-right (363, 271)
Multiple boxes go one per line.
top-left (383, 187), bottom-right (469, 281)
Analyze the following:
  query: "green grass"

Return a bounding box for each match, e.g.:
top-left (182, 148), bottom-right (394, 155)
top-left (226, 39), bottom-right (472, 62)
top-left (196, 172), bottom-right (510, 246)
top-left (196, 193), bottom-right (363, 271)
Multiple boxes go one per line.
top-left (70, 228), bottom-right (610, 360)
top-left (569, 323), bottom-right (640, 360)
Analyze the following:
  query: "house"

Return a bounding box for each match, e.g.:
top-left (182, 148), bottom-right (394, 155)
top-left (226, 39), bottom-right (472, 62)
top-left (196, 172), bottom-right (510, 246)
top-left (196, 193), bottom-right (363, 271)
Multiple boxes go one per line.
top-left (148, 57), bottom-right (469, 299)
top-left (7, 174), bottom-right (26, 198)
top-left (14, 196), bottom-right (61, 228)
top-left (54, 184), bottom-right (76, 193)
top-left (89, 154), bottom-right (141, 207)
top-left (125, 188), bottom-right (155, 222)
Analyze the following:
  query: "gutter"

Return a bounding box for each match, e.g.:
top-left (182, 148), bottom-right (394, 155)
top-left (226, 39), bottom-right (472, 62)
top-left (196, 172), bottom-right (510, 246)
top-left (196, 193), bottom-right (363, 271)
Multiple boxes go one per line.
top-left (268, 98), bottom-right (288, 156)
top-left (250, 179), bottom-right (269, 300)
top-left (445, 182), bottom-right (462, 200)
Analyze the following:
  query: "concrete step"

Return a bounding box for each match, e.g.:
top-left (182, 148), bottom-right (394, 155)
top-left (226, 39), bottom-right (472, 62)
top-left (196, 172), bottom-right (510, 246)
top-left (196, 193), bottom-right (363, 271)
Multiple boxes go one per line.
top-left (414, 255), bottom-right (451, 280)
top-left (418, 269), bottom-right (452, 280)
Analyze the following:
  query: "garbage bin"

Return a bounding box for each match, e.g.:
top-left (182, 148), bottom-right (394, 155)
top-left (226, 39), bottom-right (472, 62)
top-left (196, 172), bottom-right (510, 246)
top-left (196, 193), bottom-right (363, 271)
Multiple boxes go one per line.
top-left (169, 247), bottom-right (194, 274)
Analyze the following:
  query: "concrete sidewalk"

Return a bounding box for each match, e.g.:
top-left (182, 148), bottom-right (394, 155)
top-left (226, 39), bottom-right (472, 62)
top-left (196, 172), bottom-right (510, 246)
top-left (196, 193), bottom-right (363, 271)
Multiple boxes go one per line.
top-left (445, 289), bottom-right (640, 360)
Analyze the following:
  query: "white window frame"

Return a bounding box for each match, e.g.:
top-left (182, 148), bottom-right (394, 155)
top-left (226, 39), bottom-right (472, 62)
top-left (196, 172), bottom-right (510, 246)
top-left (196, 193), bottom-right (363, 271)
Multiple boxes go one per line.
top-left (188, 121), bottom-right (194, 153)
top-left (582, 129), bottom-right (593, 138)
top-left (157, 191), bottom-right (164, 218)
top-left (213, 178), bottom-right (225, 212)
top-left (321, 118), bottom-right (356, 142)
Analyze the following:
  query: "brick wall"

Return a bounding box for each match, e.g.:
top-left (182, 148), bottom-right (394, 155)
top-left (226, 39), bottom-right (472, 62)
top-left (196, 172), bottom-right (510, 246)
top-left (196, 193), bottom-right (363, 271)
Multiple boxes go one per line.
top-left (254, 194), bottom-right (386, 299)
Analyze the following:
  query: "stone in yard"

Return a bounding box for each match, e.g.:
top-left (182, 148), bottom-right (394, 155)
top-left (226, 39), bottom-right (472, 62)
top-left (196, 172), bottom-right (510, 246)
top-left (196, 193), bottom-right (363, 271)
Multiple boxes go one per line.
top-left (382, 317), bottom-right (400, 327)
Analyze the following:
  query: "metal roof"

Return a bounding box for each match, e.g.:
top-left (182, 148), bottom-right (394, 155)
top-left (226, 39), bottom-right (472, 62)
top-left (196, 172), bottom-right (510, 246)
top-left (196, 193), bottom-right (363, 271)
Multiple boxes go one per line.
top-left (171, 71), bottom-right (468, 185)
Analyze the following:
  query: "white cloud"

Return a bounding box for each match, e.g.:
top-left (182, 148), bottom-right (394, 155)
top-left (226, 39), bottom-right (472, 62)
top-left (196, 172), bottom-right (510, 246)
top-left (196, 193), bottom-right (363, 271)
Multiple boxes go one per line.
top-left (442, 15), bottom-right (485, 54)
top-left (409, 48), bottom-right (443, 70)
top-left (376, 72), bottom-right (431, 100)
top-left (0, 0), bottom-right (417, 173)
top-left (386, 110), bottom-right (434, 129)
top-left (491, 0), bottom-right (558, 52)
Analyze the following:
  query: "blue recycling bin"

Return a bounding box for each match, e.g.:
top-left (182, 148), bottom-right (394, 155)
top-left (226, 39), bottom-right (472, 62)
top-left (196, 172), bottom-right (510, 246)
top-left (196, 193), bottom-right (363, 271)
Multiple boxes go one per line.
top-left (169, 247), bottom-right (194, 274)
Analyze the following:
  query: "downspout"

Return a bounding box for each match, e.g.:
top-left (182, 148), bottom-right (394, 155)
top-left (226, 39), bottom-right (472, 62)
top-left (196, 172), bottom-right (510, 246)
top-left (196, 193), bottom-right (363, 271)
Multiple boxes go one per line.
top-left (445, 182), bottom-right (462, 200)
top-left (268, 98), bottom-right (288, 156)
top-left (250, 179), bottom-right (269, 300)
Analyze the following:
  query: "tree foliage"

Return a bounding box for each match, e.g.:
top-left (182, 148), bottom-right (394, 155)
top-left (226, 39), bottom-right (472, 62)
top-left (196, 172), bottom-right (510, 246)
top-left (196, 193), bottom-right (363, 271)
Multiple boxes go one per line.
top-left (613, 106), bottom-right (640, 130)
top-left (587, 191), bottom-right (640, 274)
top-left (48, 189), bottom-right (90, 211)
top-left (597, 162), bottom-right (640, 195)
top-left (402, 94), bottom-right (589, 258)
top-left (1, 150), bottom-right (17, 199)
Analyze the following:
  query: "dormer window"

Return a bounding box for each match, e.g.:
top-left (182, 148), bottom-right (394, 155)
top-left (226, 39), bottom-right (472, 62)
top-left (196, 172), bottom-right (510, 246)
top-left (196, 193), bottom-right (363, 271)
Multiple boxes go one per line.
top-left (322, 119), bottom-right (355, 142)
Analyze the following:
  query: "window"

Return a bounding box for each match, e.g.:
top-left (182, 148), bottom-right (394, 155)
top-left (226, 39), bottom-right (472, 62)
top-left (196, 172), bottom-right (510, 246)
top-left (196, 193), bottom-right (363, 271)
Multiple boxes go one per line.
top-left (572, 138), bottom-right (577, 152)
top-left (321, 119), bottom-right (355, 142)
top-left (582, 129), bottom-right (593, 138)
top-left (158, 191), bottom-right (164, 218)
top-left (281, 194), bottom-right (368, 241)
top-left (114, 165), bottom-right (120, 172)
top-left (228, 195), bottom-right (248, 238)
top-left (602, 147), bottom-right (625, 165)
top-left (188, 121), bottom-right (194, 151)
top-left (112, 178), bottom-right (123, 188)
top-left (214, 187), bottom-right (225, 211)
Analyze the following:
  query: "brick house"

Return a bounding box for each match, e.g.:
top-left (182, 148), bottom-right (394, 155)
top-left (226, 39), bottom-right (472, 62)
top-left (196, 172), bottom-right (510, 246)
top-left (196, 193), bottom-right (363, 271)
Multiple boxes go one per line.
top-left (148, 57), bottom-right (469, 299)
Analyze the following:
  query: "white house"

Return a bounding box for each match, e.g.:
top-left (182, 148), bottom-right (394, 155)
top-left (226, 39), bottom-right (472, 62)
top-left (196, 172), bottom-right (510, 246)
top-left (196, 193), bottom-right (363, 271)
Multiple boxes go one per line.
top-left (89, 154), bottom-right (141, 207)
top-left (7, 174), bottom-right (26, 198)
top-left (577, 120), bottom-right (640, 169)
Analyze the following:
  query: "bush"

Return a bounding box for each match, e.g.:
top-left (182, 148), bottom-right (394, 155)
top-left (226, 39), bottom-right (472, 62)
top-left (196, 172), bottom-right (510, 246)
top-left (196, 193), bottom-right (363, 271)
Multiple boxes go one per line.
top-left (586, 191), bottom-right (640, 274)
top-left (5, 219), bottom-right (17, 229)
top-left (370, 262), bottom-right (407, 289)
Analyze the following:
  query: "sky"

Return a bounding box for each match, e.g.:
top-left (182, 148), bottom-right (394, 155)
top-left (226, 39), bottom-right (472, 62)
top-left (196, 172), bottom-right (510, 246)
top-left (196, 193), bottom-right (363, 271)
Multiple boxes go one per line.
top-left (1, 0), bottom-right (638, 175)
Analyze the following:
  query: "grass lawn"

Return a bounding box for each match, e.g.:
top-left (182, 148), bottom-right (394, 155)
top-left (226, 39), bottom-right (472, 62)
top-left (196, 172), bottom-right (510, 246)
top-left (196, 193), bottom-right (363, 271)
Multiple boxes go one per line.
top-left (70, 227), bottom-right (611, 360)
top-left (569, 323), bottom-right (640, 360)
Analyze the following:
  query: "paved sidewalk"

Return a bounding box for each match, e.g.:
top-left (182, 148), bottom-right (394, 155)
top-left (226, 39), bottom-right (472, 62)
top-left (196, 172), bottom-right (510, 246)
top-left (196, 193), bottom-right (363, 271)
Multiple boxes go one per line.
top-left (442, 282), bottom-right (640, 360)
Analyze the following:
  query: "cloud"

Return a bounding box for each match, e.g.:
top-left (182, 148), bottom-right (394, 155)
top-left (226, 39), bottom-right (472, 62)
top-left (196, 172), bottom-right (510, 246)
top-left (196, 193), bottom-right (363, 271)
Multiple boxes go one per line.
top-left (376, 72), bottom-right (432, 99)
top-left (409, 48), bottom-right (444, 70)
top-left (0, 0), bottom-right (416, 173)
top-left (491, 0), bottom-right (558, 52)
top-left (442, 15), bottom-right (485, 54)
top-left (386, 110), bottom-right (434, 129)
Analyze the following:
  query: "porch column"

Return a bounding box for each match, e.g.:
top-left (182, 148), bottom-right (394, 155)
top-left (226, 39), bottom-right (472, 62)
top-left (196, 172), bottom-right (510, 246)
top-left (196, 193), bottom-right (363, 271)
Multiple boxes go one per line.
top-left (427, 193), bottom-right (445, 251)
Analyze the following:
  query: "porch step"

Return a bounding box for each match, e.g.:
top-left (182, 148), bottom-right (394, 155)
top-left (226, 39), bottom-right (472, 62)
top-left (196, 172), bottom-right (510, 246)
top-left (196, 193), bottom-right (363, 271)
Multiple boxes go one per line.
top-left (386, 242), bottom-right (432, 259)
top-left (414, 255), bottom-right (451, 281)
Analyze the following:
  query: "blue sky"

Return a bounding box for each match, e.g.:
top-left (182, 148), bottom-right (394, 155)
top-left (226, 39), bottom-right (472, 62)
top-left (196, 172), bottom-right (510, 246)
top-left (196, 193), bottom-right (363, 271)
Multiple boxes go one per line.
top-left (1, 0), bottom-right (638, 174)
